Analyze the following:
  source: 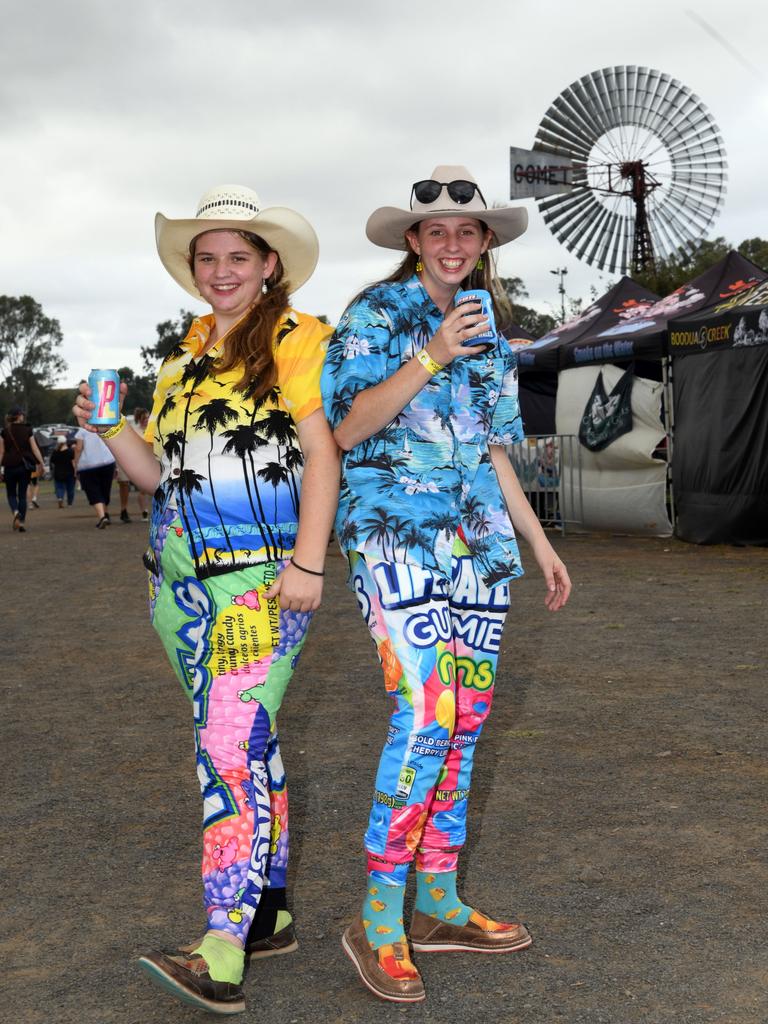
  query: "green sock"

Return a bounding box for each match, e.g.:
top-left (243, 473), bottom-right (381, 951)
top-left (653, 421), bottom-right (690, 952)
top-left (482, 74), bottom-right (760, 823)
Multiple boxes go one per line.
top-left (362, 878), bottom-right (407, 950)
top-left (415, 869), bottom-right (471, 926)
top-left (273, 909), bottom-right (292, 932)
top-left (193, 934), bottom-right (245, 984)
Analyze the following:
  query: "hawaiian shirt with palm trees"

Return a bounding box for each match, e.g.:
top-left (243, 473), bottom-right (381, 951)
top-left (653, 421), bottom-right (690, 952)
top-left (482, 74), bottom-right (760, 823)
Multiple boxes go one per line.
top-left (144, 310), bottom-right (332, 580)
top-left (321, 275), bottom-right (525, 587)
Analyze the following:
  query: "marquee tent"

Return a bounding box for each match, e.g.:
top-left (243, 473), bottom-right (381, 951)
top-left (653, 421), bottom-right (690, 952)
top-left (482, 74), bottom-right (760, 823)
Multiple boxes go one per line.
top-left (505, 322), bottom-right (554, 435)
top-left (667, 280), bottom-right (768, 545)
top-left (515, 277), bottom-right (659, 373)
top-left (557, 250), bottom-right (767, 369)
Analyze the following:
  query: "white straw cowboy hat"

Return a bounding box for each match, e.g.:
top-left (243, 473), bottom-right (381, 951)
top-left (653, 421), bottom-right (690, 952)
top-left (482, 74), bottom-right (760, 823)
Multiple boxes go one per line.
top-left (366, 165), bottom-right (527, 251)
top-left (155, 184), bottom-right (320, 301)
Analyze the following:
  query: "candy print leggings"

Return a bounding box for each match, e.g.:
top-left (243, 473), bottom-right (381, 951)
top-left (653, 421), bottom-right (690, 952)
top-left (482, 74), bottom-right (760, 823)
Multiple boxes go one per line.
top-left (348, 539), bottom-right (510, 882)
top-left (148, 514), bottom-right (311, 944)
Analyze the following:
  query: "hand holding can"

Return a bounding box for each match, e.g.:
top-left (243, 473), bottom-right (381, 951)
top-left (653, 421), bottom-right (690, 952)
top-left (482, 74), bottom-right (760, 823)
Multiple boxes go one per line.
top-left (454, 289), bottom-right (496, 353)
top-left (87, 369), bottom-right (122, 426)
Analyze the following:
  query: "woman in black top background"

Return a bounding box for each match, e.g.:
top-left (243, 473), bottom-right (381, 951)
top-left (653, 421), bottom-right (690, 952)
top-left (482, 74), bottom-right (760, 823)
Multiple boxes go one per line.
top-left (0, 407), bottom-right (45, 532)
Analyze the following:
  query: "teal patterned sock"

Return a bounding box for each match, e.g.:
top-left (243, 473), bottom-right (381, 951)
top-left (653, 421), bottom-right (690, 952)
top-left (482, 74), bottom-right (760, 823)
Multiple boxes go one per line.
top-left (362, 877), bottom-right (407, 950)
top-left (415, 869), bottom-right (471, 925)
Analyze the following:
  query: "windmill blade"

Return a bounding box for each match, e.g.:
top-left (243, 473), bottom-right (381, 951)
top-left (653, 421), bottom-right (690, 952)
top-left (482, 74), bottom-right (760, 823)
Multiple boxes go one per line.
top-left (532, 66), bottom-right (727, 273)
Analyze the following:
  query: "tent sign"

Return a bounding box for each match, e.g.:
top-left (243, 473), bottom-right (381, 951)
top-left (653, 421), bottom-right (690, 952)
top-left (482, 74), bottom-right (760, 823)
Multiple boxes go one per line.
top-left (509, 147), bottom-right (573, 199)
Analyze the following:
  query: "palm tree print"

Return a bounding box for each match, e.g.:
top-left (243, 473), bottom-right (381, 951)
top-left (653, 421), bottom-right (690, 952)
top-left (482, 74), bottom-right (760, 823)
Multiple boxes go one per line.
top-left (282, 446), bottom-right (304, 515)
top-left (221, 424), bottom-right (276, 560)
top-left (194, 398), bottom-right (240, 563)
top-left (359, 506), bottom-right (407, 561)
top-left (177, 468), bottom-right (210, 574)
top-left (257, 461), bottom-right (291, 540)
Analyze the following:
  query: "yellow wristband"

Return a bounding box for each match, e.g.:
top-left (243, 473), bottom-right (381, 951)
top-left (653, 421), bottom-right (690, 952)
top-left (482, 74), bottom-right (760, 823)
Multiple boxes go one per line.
top-left (416, 348), bottom-right (444, 376)
top-left (99, 415), bottom-right (127, 440)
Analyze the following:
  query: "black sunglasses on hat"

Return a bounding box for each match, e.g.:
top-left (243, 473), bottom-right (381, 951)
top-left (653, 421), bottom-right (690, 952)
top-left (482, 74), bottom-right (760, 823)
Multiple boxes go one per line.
top-left (410, 179), bottom-right (487, 209)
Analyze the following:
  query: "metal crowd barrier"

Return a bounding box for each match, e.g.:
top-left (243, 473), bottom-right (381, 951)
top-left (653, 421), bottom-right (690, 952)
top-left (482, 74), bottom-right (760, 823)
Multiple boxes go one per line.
top-left (507, 434), bottom-right (583, 535)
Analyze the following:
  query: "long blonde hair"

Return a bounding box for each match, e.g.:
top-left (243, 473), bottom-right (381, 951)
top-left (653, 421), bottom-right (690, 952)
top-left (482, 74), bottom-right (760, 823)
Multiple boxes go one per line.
top-left (189, 230), bottom-right (290, 402)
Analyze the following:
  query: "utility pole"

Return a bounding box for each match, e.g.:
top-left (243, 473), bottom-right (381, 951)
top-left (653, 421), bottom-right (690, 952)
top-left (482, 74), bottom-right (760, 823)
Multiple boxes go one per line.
top-left (550, 267), bottom-right (568, 323)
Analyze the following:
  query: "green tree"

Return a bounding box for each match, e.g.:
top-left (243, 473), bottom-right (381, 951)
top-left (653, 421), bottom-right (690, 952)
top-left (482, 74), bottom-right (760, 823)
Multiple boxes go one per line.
top-left (633, 237), bottom-right (732, 295)
top-left (737, 238), bottom-right (768, 272)
top-left (117, 366), bottom-right (156, 414)
top-left (0, 296), bottom-right (67, 412)
top-left (141, 309), bottom-right (196, 374)
top-left (498, 276), bottom-right (557, 336)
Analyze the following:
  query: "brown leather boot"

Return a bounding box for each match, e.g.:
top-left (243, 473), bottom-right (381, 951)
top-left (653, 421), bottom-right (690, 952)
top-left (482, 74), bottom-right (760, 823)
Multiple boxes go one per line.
top-left (138, 949), bottom-right (245, 1014)
top-left (342, 915), bottom-right (425, 1002)
top-left (410, 909), bottom-right (532, 953)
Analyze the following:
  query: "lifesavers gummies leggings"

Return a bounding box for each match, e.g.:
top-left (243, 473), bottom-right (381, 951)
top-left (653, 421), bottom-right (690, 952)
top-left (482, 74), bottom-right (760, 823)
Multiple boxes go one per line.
top-left (148, 514), bottom-right (312, 944)
top-left (348, 535), bottom-right (510, 882)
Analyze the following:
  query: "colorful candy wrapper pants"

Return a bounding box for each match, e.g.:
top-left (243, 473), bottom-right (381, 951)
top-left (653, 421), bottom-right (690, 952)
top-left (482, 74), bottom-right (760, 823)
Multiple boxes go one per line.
top-left (147, 513), bottom-right (312, 944)
top-left (348, 535), bottom-right (510, 887)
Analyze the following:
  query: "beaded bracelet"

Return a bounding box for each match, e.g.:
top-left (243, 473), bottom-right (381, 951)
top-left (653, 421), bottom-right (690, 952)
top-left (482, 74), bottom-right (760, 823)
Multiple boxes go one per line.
top-left (416, 348), bottom-right (444, 376)
top-left (290, 556), bottom-right (325, 577)
top-left (99, 415), bottom-right (127, 440)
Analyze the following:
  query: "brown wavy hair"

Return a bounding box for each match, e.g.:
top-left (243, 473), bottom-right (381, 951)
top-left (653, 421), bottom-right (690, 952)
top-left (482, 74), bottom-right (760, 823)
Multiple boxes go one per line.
top-left (365, 220), bottom-right (513, 333)
top-left (189, 230), bottom-right (290, 401)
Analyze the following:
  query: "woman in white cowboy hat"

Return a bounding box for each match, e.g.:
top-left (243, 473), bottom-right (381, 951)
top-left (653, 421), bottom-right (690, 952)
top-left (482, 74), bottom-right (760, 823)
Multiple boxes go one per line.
top-left (74, 184), bottom-right (340, 1014)
top-left (321, 166), bottom-right (571, 1003)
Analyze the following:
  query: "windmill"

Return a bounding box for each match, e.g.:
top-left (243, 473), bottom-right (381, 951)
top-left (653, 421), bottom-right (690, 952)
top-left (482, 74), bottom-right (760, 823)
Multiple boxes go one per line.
top-left (510, 67), bottom-right (728, 275)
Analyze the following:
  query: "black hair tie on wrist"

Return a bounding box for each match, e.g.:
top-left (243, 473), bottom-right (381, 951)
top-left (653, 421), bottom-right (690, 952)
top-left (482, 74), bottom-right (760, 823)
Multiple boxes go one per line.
top-left (290, 556), bottom-right (325, 577)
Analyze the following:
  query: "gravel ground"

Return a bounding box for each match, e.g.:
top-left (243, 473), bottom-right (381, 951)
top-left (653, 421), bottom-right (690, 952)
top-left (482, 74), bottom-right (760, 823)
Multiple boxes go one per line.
top-left (3, 485), bottom-right (767, 1024)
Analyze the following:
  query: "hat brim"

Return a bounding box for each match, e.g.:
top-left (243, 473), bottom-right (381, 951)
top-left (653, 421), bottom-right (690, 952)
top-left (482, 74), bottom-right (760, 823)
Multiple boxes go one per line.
top-left (155, 207), bottom-right (320, 301)
top-left (366, 205), bottom-right (528, 251)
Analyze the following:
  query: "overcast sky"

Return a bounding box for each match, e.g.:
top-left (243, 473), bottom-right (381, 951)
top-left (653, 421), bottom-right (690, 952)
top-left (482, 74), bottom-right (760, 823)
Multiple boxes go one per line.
top-left (2, 0), bottom-right (766, 387)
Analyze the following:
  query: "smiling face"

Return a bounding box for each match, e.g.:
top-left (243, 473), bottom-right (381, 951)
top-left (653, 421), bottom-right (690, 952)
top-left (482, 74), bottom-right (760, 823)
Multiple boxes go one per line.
top-left (406, 217), bottom-right (492, 309)
top-left (191, 230), bottom-right (278, 330)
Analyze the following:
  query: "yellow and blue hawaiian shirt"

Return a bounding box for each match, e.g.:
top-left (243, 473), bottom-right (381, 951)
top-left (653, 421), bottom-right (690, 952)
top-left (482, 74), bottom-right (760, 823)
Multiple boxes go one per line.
top-left (320, 275), bottom-right (524, 587)
top-left (145, 309), bottom-right (331, 580)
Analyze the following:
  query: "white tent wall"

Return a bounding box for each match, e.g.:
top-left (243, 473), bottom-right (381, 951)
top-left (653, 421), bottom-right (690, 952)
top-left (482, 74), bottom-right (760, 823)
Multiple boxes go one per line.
top-left (555, 365), bottom-right (672, 536)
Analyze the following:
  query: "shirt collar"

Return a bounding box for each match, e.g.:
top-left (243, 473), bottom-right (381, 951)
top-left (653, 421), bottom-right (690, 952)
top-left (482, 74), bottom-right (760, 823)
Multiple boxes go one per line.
top-left (184, 308), bottom-right (299, 358)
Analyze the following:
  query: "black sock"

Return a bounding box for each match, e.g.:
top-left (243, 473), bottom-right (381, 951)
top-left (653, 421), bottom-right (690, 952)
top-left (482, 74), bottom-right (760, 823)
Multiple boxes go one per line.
top-left (247, 886), bottom-right (289, 941)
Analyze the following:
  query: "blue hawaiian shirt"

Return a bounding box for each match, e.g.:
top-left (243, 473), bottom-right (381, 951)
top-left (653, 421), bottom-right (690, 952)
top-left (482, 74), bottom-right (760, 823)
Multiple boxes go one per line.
top-left (321, 275), bottom-right (525, 587)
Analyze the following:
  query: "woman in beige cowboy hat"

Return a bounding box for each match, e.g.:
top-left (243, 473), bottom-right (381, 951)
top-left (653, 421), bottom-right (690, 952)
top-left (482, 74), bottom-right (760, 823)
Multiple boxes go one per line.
top-left (74, 184), bottom-right (340, 1014)
top-left (321, 166), bottom-right (571, 1002)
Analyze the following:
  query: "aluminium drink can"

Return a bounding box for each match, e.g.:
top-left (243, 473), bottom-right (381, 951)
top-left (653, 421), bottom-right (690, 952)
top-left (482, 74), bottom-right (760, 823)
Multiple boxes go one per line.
top-left (454, 288), bottom-right (496, 353)
top-left (88, 369), bottom-right (121, 426)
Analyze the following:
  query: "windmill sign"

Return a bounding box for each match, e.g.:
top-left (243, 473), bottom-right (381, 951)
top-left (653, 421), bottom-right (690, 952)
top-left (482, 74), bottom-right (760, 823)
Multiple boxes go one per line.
top-left (509, 147), bottom-right (574, 199)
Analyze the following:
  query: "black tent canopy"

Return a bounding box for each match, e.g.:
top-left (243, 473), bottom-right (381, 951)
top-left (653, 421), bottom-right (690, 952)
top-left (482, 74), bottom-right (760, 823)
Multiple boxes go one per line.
top-left (558, 250), bottom-right (767, 369)
top-left (668, 280), bottom-right (768, 545)
top-left (515, 277), bottom-right (659, 373)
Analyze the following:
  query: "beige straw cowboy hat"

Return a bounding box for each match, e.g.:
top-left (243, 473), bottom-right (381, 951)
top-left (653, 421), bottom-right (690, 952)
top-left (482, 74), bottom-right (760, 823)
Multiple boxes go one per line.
top-left (155, 184), bottom-right (320, 301)
top-left (366, 165), bottom-right (528, 251)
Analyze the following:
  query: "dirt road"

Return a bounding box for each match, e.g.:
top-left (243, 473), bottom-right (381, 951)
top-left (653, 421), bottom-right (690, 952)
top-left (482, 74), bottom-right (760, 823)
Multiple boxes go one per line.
top-left (4, 489), bottom-right (767, 1023)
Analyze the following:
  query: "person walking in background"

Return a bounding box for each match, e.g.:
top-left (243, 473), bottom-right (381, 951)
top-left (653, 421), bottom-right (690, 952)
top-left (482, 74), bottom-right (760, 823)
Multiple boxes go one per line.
top-left (132, 407), bottom-right (152, 520)
top-left (73, 425), bottom-right (116, 528)
top-left (321, 166), bottom-right (571, 1003)
top-left (116, 453), bottom-right (134, 522)
top-left (49, 435), bottom-right (76, 508)
top-left (115, 405), bottom-right (154, 520)
top-left (114, 407), bottom-right (153, 522)
top-left (74, 183), bottom-right (339, 1015)
top-left (28, 463), bottom-right (42, 508)
top-left (0, 407), bottom-right (45, 533)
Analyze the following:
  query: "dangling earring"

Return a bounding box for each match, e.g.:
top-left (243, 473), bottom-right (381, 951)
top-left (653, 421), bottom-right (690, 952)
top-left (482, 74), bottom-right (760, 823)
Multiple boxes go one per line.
top-left (262, 278), bottom-right (269, 294)
top-left (476, 255), bottom-right (485, 270)
top-left (415, 256), bottom-right (423, 273)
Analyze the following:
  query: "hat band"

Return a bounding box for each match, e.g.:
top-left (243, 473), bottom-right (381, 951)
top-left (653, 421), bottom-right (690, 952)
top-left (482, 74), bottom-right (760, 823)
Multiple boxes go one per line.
top-left (196, 198), bottom-right (261, 218)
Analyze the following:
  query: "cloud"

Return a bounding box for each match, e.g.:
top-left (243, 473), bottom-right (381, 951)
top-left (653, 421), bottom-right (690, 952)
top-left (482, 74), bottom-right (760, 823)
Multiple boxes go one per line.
top-left (0, 0), bottom-right (765, 385)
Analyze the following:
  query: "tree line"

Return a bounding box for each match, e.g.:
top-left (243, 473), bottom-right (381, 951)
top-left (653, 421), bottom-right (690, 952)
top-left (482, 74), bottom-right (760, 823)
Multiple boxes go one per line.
top-left (3, 236), bottom-right (766, 425)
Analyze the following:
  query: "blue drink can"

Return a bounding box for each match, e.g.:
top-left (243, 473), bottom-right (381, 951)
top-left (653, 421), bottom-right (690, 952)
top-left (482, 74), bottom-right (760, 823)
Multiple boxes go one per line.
top-left (88, 369), bottom-right (121, 426)
top-left (454, 288), bottom-right (496, 353)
